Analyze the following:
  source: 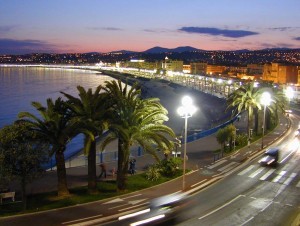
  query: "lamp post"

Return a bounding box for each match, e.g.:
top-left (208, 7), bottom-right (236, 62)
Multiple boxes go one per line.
top-left (177, 96), bottom-right (196, 191)
top-left (285, 86), bottom-right (294, 111)
top-left (260, 92), bottom-right (272, 149)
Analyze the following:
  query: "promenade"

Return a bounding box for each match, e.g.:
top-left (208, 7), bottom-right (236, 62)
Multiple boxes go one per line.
top-left (20, 111), bottom-right (288, 195)
top-left (2, 72), bottom-right (297, 225)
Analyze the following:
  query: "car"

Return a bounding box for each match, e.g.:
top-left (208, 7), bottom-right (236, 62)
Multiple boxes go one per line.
top-left (258, 147), bottom-right (279, 166)
top-left (117, 192), bottom-right (190, 225)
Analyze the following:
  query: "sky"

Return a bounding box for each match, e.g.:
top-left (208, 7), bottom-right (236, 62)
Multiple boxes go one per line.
top-left (0, 0), bottom-right (300, 55)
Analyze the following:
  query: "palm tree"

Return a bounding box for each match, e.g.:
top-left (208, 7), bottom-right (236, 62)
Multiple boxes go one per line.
top-left (18, 98), bottom-right (86, 197)
top-left (227, 82), bottom-right (262, 140)
top-left (258, 83), bottom-right (288, 131)
top-left (61, 85), bottom-right (107, 193)
top-left (101, 80), bottom-right (175, 191)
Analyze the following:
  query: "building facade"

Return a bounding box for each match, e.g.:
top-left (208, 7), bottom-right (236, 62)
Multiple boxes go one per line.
top-left (162, 57), bottom-right (183, 72)
top-left (263, 63), bottom-right (298, 84)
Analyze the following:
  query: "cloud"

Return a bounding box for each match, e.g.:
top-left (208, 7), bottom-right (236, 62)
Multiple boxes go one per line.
top-left (178, 27), bottom-right (259, 38)
top-left (0, 25), bottom-right (17, 32)
top-left (269, 27), bottom-right (300, 31)
top-left (294, 37), bottom-right (300, 41)
top-left (0, 38), bottom-right (58, 54)
top-left (87, 27), bottom-right (122, 31)
top-left (258, 42), bottom-right (296, 49)
top-left (143, 29), bottom-right (156, 33)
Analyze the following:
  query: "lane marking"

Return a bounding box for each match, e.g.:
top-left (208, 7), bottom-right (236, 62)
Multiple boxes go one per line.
top-left (123, 194), bottom-right (142, 199)
top-left (109, 203), bottom-right (129, 210)
top-left (118, 202), bottom-right (149, 212)
top-left (260, 169), bottom-right (276, 181)
top-left (62, 214), bottom-right (103, 224)
top-left (208, 159), bottom-right (227, 169)
top-left (191, 179), bottom-right (208, 188)
top-left (280, 149), bottom-right (297, 164)
top-left (272, 171), bottom-right (287, 183)
top-left (260, 200), bottom-right (273, 212)
top-left (249, 168), bottom-right (264, 178)
top-left (103, 198), bottom-right (124, 204)
top-left (283, 173), bottom-right (297, 185)
top-left (238, 165), bottom-right (255, 176)
top-left (222, 162), bottom-right (240, 173)
top-left (218, 162), bottom-right (238, 172)
top-left (198, 195), bottom-right (244, 220)
top-left (241, 216), bottom-right (254, 226)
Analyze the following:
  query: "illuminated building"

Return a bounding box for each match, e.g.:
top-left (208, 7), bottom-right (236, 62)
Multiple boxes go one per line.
top-left (190, 62), bottom-right (207, 75)
top-left (263, 63), bottom-right (298, 84)
top-left (206, 65), bottom-right (226, 75)
top-left (162, 57), bottom-right (183, 72)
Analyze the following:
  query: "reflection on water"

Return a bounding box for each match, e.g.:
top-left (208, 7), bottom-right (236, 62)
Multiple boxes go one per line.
top-left (0, 66), bottom-right (116, 157)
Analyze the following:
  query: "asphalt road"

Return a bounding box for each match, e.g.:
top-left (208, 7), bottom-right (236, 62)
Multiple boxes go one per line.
top-left (176, 114), bottom-right (300, 226)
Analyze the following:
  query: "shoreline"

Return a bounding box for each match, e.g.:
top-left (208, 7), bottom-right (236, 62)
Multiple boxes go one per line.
top-left (99, 69), bottom-right (230, 135)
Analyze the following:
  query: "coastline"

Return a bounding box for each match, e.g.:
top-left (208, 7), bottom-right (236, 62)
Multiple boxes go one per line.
top-left (99, 69), bottom-right (229, 136)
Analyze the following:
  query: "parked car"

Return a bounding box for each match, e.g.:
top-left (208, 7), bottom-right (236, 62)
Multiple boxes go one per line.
top-left (258, 147), bottom-right (279, 166)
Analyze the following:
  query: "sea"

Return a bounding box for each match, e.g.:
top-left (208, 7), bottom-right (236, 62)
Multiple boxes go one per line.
top-left (0, 66), bottom-right (116, 161)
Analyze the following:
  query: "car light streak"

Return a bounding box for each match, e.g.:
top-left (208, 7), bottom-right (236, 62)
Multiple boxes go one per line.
top-left (130, 214), bottom-right (165, 226)
top-left (118, 208), bottom-right (150, 220)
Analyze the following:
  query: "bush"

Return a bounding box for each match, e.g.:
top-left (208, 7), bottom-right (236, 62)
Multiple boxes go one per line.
top-left (145, 157), bottom-right (183, 181)
top-left (159, 157), bottom-right (182, 177)
top-left (235, 133), bottom-right (248, 147)
top-left (145, 165), bottom-right (161, 181)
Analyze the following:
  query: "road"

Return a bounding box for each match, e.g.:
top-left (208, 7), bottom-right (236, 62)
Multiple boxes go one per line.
top-left (176, 113), bottom-right (300, 226)
top-left (0, 114), bottom-right (297, 226)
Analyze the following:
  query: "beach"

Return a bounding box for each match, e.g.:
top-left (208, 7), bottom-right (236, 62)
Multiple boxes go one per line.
top-left (101, 70), bottom-right (229, 136)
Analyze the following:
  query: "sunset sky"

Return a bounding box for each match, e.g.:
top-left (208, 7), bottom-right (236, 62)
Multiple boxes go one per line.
top-left (1, 0), bottom-right (300, 54)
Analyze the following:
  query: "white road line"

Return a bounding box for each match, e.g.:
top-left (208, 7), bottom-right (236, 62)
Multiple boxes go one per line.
top-left (218, 162), bottom-right (238, 172)
top-left (283, 173), bottom-right (297, 185)
top-left (241, 217), bottom-right (254, 226)
top-left (249, 168), bottom-right (264, 178)
top-left (208, 159), bottom-right (227, 169)
top-left (123, 194), bottom-right (142, 199)
top-left (272, 171), bottom-right (287, 183)
top-left (280, 149), bottom-right (297, 164)
top-left (191, 179), bottom-right (208, 188)
top-left (296, 180), bottom-right (300, 188)
top-left (62, 214), bottom-right (103, 224)
top-left (198, 195), bottom-right (244, 220)
top-left (222, 162), bottom-right (240, 173)
top-left (238, 165), bottom-right (255, 176)
top-left (260, 169), bottom-right (276, 181)
top-left (109, 203), bottom-right (129, 210)
top-left (118, 202), bottom-right (149, 212)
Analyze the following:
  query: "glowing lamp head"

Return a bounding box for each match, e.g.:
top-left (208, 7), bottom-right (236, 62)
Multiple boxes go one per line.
top-left (260, 92), bottom-right (271, 106)
top-left (178, 96), bottom-right (197, 117)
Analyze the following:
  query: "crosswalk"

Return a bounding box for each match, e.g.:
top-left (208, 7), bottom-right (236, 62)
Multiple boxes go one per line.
top-left (207, 159), bottom-right (300, 188)
top-left (238, 164), bottom-right (300, 187)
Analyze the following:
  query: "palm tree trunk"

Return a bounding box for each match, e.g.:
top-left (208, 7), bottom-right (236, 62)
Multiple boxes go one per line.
top-left (247, 110), bottom-right (250, 140)
top-left (117, 139), bottom-right (129, 191)
top-left (55, 149), bottom-right (70, 197)
top-left (88, 139), bottom-right (97, 193)
top-left (21, 177), bottom-right (27, 210)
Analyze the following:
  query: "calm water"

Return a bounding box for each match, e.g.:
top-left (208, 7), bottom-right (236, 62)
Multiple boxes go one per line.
top-left (0, 66), bottom-right (116, 156)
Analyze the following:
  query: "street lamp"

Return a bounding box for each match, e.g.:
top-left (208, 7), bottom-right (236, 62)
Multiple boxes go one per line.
top-left (285, 86), bottom-right (294, 111)
top-left (260, 92), bottom-right (272, 149)
top-left (177, 96), bottom-right (197, 191)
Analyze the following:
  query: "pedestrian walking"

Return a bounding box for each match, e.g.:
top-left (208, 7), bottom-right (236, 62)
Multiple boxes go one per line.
top-left (129, 159), bottom-right (136, 175)
top-left (99, 163), bottom-right (107, 178)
